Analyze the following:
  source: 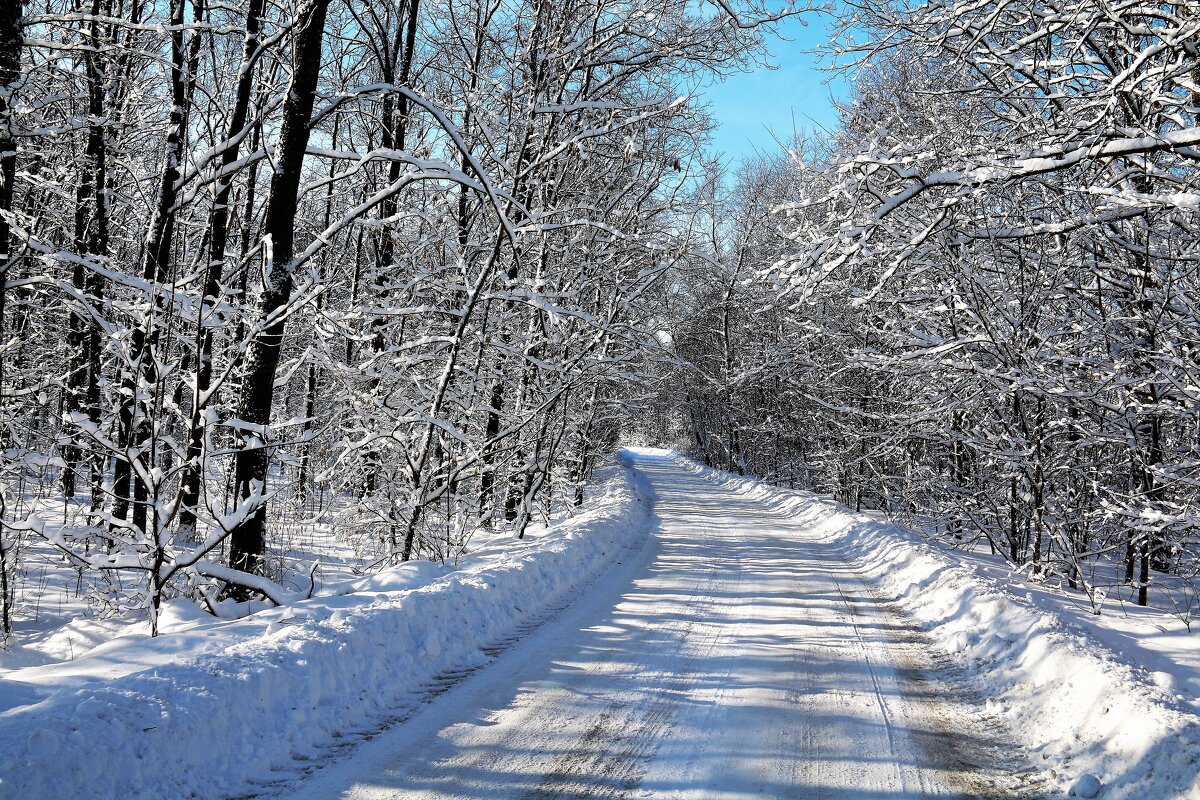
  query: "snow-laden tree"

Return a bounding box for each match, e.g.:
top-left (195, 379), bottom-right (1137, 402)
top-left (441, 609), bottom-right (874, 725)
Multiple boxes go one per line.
top-left (0, 0), bottom-right (795, 636)
top-left (649, 0), bottom-right (1199, 615)
top-left (714, 0), bottom-right (1200, 609)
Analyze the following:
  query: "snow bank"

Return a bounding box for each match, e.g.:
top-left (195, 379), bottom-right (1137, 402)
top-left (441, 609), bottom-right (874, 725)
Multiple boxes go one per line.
top-left (0, 453), bottom-right (654, 800)
top-left (677, 455), bottom-right (1200, 800)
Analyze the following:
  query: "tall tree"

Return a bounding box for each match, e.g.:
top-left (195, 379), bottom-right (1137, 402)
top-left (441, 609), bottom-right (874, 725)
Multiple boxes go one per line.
top-left (226, 0), bottom-right (334, 587)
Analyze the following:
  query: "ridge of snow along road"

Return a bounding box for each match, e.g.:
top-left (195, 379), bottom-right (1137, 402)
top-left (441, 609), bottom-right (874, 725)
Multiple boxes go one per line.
top-left (0, 453), bottom-right (656, 800)
top-left (676, 454), bottom-right (1200, 800)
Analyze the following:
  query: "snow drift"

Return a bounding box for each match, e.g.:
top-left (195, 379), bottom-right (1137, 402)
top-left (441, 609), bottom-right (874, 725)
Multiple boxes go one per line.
top-left (0, 454), bottom-right (654, 800)
top-left (679, 454), bottom-right (1200, 800)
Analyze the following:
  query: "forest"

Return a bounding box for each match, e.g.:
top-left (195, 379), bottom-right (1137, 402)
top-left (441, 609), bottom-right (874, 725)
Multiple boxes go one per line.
top-left (0, 0), bottom-right (1197, 641)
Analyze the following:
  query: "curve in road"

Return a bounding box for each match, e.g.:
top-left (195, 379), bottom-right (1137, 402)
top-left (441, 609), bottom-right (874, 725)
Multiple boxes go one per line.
top-left (280, 450), bottom-right (1045, 800)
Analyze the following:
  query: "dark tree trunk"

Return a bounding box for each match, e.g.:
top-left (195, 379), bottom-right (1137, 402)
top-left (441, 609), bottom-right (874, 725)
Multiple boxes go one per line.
top-left (227, 116), bottom-right (264, 387)
top-left (0, 0), bottom-right (20, 637)
top-left (296, 121), bottom-right (342, 506)
top-left (362, 0), bottom-right (421, 496)
top-left (478, 380), bottom-right (505, 517)
top-left (297, 354), bottom-right (319, 505)
top-left (572, 393), bottom-right (599, 507)
top-left (65, 0), bottom-right (110, 511)
top-left (227, 0), bottom-right (332, 587)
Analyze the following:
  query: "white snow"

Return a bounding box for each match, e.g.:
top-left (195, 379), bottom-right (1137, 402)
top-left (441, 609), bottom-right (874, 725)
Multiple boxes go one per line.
top-left (3, 449), bottom-right (1199, 799)
top-left (680, 456), bottom-right (1200, 800)
top-left (1071, 773), bottom-right (1104, 798)
top-left (0, 454), bottom-right (653, 800)
top-left (279, 447), bottom-right (1043, 799)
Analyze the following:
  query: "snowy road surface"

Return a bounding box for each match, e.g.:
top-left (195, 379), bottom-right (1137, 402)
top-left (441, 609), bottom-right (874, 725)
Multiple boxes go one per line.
top-left (283, 451), bottom-right (1043, 799)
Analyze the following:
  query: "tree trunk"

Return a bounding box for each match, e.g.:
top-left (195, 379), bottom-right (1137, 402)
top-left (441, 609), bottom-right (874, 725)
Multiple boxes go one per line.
top-left (64, 0), bottom-right (110, 506)
top-left (115, 0), bottom-right (203, 534)
top-left (478, 380), bottom-right (505, 518)
top-left (226, 0), bottom-right (331, 587)
top-left (0, 0), bottom-right (20, 638)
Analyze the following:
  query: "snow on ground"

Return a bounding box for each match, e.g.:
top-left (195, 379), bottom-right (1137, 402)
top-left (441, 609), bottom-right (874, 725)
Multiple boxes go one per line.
top-left (936, 538), bottom-right (1200, 702)
top-left (679, 456), bottom-right (1200, 800)
top-left (0, 454), bottom-right (655, 800)
top-left (0, 466), bottom-right (588, 673)
top-left (0, 491), bottom-right (377, 672)
top-left (277, 446), bottom-right (1047, 800)
top-left (3, 449), bottom-right (1198, 800)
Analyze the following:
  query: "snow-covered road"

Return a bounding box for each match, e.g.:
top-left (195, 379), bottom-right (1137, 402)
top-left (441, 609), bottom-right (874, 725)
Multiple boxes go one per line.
top-left (283, 450), bottom-right (1042, 799)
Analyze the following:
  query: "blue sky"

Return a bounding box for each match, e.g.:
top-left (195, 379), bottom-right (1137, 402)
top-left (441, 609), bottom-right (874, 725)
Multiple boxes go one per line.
top-left (699, 13), bottom-right (848, 165)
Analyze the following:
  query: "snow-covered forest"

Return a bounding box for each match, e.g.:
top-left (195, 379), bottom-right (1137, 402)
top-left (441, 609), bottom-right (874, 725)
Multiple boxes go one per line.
top-left (672, 0), bottom-right (1200, 614)
top-left (4, 0), bottom-right (1194, 642)
top-left (0, 0), bottom-right (777, 634)
top-left (1, 0), bottom-right (1200, 795)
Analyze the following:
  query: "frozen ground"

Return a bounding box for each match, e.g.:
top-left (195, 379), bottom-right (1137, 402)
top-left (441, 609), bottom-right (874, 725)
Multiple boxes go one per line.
top-left (918, 527), bottom-right (1200, 704)
top-left (1, 449), bottom-right (1198, 799)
